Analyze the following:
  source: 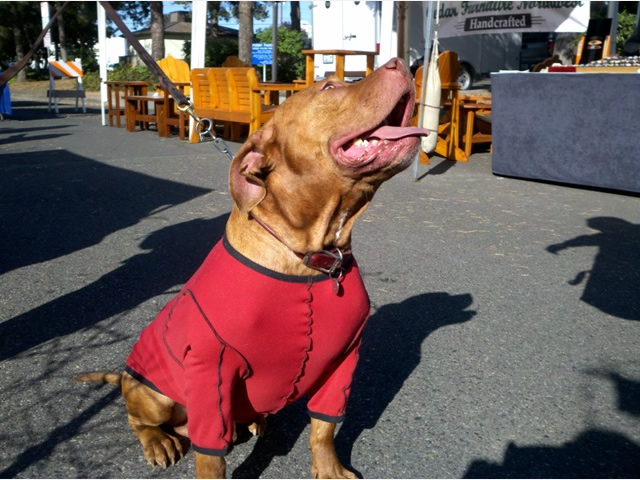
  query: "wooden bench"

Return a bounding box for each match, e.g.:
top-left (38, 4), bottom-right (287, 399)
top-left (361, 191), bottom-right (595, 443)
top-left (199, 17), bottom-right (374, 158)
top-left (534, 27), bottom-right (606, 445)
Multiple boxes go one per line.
top-left (189, 67), bottom-right (281, 143)
top-left (189, 67), bottom-right (233, 143)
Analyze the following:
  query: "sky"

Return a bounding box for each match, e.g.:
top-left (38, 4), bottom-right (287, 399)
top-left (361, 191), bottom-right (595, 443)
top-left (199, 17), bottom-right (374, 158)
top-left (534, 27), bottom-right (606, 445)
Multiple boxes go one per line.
top-left (164, 1), bottom-right (314, 32)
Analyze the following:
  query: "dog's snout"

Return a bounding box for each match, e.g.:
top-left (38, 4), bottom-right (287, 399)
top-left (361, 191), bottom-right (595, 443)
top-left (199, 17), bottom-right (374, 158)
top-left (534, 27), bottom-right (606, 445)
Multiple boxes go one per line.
top-left (377, 57), bottom-right (411, 78)
top-left (381, 58), bottom-right (400, 70)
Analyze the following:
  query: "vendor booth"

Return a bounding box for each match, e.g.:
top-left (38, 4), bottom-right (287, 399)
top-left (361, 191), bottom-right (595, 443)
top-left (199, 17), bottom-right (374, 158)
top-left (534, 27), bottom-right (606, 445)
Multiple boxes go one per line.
top-left (491, 71), bottom-right (640, 194)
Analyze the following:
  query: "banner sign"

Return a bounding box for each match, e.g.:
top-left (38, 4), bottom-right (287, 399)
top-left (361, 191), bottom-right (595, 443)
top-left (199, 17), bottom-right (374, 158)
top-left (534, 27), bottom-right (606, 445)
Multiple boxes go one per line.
top-left (252, 43), bottom-right (273, 65)
top-left (430, 2), bottom-right (590, 38)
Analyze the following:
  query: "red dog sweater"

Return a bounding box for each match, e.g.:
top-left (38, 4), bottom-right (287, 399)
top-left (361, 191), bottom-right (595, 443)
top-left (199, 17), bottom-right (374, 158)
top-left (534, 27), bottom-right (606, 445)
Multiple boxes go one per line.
top-left (125, 236), bottom-right (370, 456)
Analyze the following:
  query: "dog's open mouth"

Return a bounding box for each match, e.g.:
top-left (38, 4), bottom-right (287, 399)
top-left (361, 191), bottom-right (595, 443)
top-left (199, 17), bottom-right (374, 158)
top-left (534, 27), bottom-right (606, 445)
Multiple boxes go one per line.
top-left (332, 93), bottom-right (430, 169)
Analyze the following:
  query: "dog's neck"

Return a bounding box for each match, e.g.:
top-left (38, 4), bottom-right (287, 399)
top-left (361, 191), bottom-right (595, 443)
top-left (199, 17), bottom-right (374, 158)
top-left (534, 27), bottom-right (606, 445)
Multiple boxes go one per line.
top-left (226, 199), bottom-right (366, 276)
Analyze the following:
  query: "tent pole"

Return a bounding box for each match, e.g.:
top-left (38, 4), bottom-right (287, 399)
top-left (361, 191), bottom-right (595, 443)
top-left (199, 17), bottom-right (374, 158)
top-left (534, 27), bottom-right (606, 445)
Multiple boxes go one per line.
top-left (412, 1), bottom-right (435, 181)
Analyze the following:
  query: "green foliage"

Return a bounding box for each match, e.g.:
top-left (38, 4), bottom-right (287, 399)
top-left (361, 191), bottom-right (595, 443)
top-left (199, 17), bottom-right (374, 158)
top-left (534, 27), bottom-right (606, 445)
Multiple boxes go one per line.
top-left (206, 37), bottom-right (241, 67)
top-left (0, 2), bottom-right (47, 70)
top-left (255, 26), bottom-right (310, 82)
top-left (183, 37), bottom-right (241, 67)
top-left (82, 65), bottom-right (156, 92)
top-left (81, 71), bottom-right (101, 91)
top-left (616, 10), bottom-right (638, 54)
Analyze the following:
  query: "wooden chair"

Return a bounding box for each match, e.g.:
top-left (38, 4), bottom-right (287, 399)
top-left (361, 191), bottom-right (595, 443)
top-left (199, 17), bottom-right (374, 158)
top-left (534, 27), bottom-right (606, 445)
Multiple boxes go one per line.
top-left (189, 67), bottom-right (233, 143)
top-left (434, 51), bottom-right (468, 162)
top-left (189, 67), bottom-right (279, 143)
top-left (226, 67), bottom-right (277, 141)
top-left (413, 51), bottom-right (492, 161)
top-left (190, 68), bottom-right (216, 142)
top-left (157, 56), bottom-right (190, 139)
top-left (157, 56), bottom-right (191, 95)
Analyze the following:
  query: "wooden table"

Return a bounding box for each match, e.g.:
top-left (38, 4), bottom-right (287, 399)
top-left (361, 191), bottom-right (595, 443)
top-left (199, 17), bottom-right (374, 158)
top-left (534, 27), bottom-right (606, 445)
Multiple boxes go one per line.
top-left (301, 49), bottom-right (377, 86)
top-left (123, 93), bottom-right (167, 136)
top-left (459, 100), bottom-right (492, 157)
top-left (158, 82), bottom-right (190, 140)
top-left (104, 81), bottom-right (149, 128)
top-left (253, 82), bottom-right (305, 105)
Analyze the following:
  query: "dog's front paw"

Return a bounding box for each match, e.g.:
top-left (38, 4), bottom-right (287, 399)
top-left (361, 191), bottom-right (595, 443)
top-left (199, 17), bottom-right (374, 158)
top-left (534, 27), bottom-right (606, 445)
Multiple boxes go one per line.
top-left (312, 462), bottom-right (358, 479)
top-left (137, 426), bottom-right (186, 469)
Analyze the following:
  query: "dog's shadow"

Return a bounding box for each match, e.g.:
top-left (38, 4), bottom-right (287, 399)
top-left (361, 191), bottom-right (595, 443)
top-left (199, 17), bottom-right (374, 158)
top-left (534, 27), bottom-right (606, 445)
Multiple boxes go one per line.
top-left (232, 291), bottom-right (476, 478)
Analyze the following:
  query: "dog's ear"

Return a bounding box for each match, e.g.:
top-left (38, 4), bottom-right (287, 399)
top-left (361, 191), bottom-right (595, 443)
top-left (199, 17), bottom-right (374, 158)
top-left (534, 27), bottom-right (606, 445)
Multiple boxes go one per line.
top-left (229, 125), bottom-right (277, 212)
top-left (229, 150), bottom-right (270, 212)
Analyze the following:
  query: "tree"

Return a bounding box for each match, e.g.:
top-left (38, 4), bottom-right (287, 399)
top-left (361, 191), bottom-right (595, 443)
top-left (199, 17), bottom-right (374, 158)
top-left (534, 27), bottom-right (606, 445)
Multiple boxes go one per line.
top-left (149, 1), bottom-right (165, 61)
top-left (0, 2), bottom-right (43, 81)
top-left (238, 2), bottom-right (253, 65)
top-left (55, 1), bottom-right (68, 61)
top-left (290, 1), bottom-right (301, 32)
top-left (256, 25), bottom-right (309, 82)
top-left (51, 2), bottom-right (98, 71)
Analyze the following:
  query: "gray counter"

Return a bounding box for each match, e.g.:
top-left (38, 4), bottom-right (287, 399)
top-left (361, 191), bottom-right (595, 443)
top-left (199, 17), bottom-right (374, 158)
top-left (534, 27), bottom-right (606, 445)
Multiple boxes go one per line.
top-left (491, 72), bottom-right (640, 193)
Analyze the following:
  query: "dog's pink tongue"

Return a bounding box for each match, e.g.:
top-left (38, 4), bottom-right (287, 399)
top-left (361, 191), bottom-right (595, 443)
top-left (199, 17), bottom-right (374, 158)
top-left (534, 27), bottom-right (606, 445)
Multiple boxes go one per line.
top-left (369, 125), bottom-right (431, 139)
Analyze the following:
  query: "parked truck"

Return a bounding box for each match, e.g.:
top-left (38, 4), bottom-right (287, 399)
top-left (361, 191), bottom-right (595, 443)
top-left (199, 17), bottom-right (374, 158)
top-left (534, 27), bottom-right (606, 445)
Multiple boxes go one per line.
top-left (440, 31), bottom-right (556, 89)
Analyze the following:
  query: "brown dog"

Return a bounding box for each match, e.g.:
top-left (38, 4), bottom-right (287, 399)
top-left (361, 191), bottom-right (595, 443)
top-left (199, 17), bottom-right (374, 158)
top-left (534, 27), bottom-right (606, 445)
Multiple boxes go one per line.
top-left (76, 57), bottom-right (428, 479)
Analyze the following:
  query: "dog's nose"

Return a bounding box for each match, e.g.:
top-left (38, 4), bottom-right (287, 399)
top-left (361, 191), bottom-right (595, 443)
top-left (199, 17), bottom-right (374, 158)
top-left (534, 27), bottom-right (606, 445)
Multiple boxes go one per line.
top-left (382, 58), bottom-right (400, 70)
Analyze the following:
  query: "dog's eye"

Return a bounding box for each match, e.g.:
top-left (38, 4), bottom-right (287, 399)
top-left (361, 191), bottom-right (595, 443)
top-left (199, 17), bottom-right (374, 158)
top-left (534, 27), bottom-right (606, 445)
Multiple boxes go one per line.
top-left (321, 82), bottom-right (342, 91)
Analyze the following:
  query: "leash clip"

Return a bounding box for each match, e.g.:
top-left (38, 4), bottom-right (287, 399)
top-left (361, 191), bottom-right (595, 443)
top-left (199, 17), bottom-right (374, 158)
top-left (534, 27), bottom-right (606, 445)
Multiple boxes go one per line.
top-left (195, 116), bottom-right (234, 161)
top-left (178, 102), bottom-right (234, 161)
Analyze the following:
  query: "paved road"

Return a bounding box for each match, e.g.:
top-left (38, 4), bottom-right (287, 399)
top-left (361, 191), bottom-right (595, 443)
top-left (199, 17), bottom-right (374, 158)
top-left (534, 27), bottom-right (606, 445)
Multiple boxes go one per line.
top-left (1, 97), bottom-right (639, 478)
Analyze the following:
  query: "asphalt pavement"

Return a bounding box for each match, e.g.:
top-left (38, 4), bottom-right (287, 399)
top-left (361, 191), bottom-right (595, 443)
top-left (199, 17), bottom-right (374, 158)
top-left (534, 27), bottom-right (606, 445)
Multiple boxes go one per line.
top-left (1, 94), bottom-right (639, 479)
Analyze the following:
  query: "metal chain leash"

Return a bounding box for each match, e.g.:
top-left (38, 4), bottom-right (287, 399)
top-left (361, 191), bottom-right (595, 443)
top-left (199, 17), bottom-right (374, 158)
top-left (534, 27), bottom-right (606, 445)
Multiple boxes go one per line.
top-left (178, 103), bottom-right (234, 161)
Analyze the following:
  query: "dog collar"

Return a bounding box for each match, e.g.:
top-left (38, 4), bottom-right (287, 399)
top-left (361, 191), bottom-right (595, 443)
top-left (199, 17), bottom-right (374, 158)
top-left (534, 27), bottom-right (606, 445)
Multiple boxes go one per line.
top-left (249, 212), bottom-right (351, 292)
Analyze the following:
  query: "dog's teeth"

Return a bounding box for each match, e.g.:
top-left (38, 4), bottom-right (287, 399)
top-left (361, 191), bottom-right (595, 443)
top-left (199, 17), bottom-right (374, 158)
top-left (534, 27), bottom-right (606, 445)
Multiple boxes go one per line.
top-left (352, 138), bottom-right (369, 147)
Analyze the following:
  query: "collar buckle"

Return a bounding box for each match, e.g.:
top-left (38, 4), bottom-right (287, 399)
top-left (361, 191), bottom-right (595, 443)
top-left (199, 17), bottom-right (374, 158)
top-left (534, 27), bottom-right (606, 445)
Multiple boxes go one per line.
top-left (303, 248), bottom-right (345, 278)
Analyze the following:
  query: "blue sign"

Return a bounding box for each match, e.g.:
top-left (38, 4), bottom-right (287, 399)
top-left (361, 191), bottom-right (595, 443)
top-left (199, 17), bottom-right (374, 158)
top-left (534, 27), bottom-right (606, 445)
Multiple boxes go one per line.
top-left (252, 43), bottom-right (273, 65)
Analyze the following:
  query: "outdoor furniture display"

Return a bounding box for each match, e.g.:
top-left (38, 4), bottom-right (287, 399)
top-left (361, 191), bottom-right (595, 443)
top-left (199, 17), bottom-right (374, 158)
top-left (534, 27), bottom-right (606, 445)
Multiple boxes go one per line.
top-left (412, 51), bottom-right (493, 162)
top-left (226, 67), bottom-right (277, 140)
top-left (189, 67), bottom-right (233, 143)
top-left (189, 67), bottom-right (302, 143)
top-left (412, 51), bottom-right (468, 163)
top-left (156, 56), bottom-right (190, 139)
top-left (459, 97), bottom-right (492, 157)
top-left (105, 80), bottom-right (149, 128)
top-left (158, 82), bottom-right (190, 140)
top-left (118, 56), bottom-right (191, 139)
top-left (433, 51), bottom-right (467, 162)
top-left (156, 56), bottom-right (191, 96)
top-left (47, 59), bottom-right (86, 113)
top-left (301, 49), bottom-right (376, 85)
top-left (121, 82), bottom-right (189, 139)
top-left (491, 72), bottom-right (640, 194)
top-left (123, 91), bottom-right (166, 136)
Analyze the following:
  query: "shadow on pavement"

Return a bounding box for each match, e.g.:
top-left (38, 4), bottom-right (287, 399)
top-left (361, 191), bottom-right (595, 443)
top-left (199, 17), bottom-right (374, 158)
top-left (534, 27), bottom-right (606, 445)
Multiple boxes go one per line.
top-left (0, 149), bottom-right (211, 276)
top-left (0, 148), bottom-right (225, 359)
top-left (464, 428), bottom-right (640, 478)
top-left (547, 217), bottom-right (640, 321)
